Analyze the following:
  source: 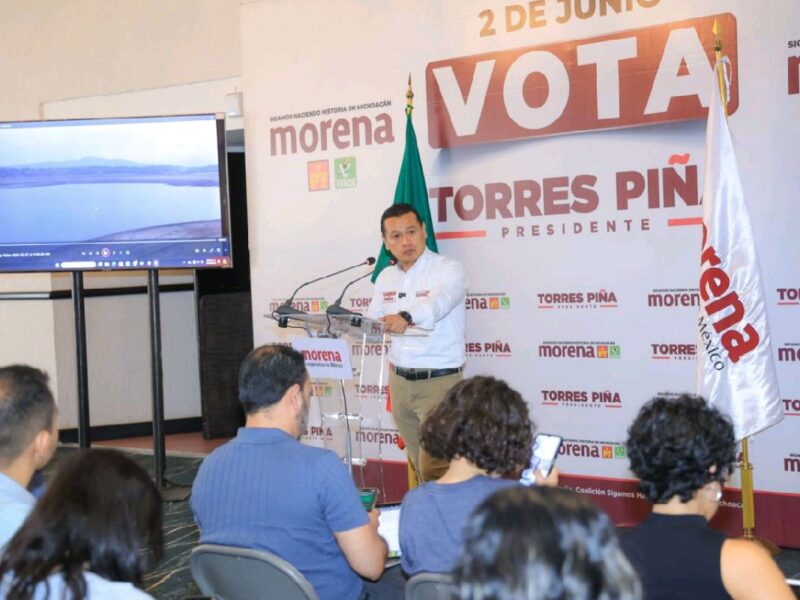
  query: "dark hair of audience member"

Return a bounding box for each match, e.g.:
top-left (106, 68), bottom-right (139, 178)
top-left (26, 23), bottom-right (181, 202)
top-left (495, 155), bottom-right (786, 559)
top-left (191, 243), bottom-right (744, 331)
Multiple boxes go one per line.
top-left (238, 344), bottom-right (308, 415)
top-left (454, 486), bottom-right (641, 600)
top-left (0, 448), bottom-right (163, 600)
top-left (0, 365), bottom-right (56, 464)
top-left (626, 394), bottom-right (736, 503)
top-left (380, 203), bottom-right (422, 234)
top-left (420, 376), bottom-right (533, 475)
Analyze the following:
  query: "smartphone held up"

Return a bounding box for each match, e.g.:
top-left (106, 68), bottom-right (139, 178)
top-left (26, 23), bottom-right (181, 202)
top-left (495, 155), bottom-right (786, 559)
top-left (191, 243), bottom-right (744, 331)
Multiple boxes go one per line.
top-left (520, 433), bottom-right (563, 486)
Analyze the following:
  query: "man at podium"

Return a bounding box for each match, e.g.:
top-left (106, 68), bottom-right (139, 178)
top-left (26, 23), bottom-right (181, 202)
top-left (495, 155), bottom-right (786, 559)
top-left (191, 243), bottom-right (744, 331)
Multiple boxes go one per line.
top-left (368, 204), bottom-right (467, 482)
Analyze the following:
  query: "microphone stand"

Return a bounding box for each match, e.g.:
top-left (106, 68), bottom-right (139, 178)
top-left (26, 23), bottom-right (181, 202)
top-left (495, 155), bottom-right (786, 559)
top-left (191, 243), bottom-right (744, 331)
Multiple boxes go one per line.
top-left (274, 258), bottom-right (374, 327)
top-left (326, 259), bottom-right (393, 327)
top-left (326, 270), bottom-right (375, 324)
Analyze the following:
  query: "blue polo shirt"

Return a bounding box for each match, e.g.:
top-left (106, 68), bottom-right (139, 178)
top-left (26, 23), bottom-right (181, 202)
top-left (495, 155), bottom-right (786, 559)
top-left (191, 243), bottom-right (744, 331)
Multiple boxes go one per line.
top-left (399, 475), bottom-right (518, 574)
top-left (0, 472), bottom-right (35, 549)
top-left (191, 428), bottom-right (369, 600)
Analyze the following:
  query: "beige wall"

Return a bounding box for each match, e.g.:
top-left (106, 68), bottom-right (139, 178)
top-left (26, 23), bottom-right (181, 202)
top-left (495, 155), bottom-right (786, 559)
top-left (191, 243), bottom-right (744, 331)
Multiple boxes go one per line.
top-left (1, 0), bottom-right (242, 120)
top-left (0, 0), bottom-right (244, 427)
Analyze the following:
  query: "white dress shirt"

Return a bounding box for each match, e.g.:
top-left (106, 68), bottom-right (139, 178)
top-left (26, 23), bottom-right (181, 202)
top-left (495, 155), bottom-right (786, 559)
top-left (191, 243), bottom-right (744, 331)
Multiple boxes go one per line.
top-left (368, 249), bottom-right (466, 368)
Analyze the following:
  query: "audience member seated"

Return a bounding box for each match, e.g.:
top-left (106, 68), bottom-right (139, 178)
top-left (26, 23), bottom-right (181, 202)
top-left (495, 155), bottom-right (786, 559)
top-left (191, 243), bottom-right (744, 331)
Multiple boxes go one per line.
top-left (191, 344), bottom-right (388, 600)
top-left (399, 376), bottom-right (557, 575)
top-left (0, 366), bottom-right (58, 548)
top-left (454, 486), bottom-right (641, 600)
top-left (621, 394), bottom-right (793, 600)
top-left (0, 448), bottom-right (163, 599)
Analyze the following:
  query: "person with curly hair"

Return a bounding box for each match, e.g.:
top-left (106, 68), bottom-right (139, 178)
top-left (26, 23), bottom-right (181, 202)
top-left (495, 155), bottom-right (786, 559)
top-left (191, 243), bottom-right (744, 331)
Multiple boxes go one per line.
top-left (454, 486), bottom-right (641, 600)
top-left (398, 375), bottom-right (558, 575)
top-left (0, 448), bottom-right (163, 600)
top-left (621, 394), bottom-right (792, 600)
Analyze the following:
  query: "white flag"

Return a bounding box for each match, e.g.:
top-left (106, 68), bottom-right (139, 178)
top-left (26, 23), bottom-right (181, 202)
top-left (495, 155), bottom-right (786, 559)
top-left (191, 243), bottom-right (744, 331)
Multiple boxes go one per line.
top-left (696, 72), bottom-right (783, 441)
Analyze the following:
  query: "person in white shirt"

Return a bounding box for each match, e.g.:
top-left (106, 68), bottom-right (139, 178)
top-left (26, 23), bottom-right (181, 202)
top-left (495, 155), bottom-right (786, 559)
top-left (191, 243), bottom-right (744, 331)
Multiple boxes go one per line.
top-left (0, 366), bottom-right (58, 549)
top-left (368, 204), bottom-right (467, 482)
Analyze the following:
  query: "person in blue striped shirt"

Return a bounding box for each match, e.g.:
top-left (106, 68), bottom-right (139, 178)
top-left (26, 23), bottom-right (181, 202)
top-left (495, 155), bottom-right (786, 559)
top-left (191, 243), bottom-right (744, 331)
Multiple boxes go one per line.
top-left (191, 344), bottom-right (387, 600)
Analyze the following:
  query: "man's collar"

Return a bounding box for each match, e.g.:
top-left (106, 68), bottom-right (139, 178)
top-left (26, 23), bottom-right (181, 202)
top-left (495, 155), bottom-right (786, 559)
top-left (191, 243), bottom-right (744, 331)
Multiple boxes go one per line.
top-left (235, 427), bottom-right (295, 443)
top-left (0, 471), bottom-right (36, 503)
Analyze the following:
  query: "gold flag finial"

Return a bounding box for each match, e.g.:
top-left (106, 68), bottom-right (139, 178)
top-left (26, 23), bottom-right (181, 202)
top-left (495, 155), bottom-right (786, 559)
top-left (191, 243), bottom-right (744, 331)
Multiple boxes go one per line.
top-left (712, 20), bottom-right (727, 115)
top-left (406, 74), bottom-right (414, 116)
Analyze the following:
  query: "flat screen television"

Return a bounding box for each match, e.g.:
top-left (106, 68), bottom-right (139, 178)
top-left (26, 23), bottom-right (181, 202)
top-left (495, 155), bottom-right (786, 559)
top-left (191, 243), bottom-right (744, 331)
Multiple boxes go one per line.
top-left (0, 113), bottom-right (232, 273)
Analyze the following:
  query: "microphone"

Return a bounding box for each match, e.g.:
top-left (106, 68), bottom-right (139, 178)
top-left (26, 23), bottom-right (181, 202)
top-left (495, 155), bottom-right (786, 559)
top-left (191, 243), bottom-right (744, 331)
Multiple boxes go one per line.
top-left (274, 257), bottom-right (375, 327)
top-left (326, 258), bottom-right (396, 321)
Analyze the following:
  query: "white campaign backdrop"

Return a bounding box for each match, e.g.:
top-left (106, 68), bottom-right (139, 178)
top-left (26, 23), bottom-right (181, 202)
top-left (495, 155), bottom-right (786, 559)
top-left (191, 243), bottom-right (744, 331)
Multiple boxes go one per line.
top-left (240, 0), bottom-right (799, 533)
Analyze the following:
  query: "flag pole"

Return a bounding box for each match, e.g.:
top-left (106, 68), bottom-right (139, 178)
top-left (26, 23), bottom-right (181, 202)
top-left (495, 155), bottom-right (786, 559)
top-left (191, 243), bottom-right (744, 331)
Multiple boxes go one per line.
top-left (712, 20), bottom-right (778, 555)
top-left (403, 73), bottom-right (421, 491)
top-left (406, 73), bottom-right (414, 115)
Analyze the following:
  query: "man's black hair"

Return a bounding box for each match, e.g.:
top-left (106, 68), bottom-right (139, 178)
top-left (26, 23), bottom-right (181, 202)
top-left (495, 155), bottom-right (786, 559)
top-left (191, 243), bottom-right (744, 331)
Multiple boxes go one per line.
top-left (380, 204), bottom-right (422, 235)
top-left (238, 345), bottom-right (308, 415)
top-left (0, 366), bottom-right (55, 465)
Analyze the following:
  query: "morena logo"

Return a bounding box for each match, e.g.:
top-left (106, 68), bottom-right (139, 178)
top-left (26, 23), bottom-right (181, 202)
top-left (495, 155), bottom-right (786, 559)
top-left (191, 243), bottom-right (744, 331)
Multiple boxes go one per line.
top-left (355, 428), bottom-right (400, 445)
top-left (270, 113), bottom-right (394, 156)
top-left (559, 439), bottom-right (627, 460)
top-left (351, 343), bottom-right (391, 357)
top-left (269, 298), bottom-right (328, 313)
top-left (465, 293), bottom-right (511, 310)
top-left (538, 342), bottom-right (620, 359)
top-left (537, 290), bottom-right (618, 309)
top-left (698, 224), bottom-right (760, 364)
top-left (540, 389), bottom-right (622, 409)
top-left (777, 344), bottom-right (800, 362)
top-left (784, 454), bottom-right (800, 473)
top-left (301, 349), bottom-right (343, 363)
top-left (648, 289), bottom-right (700, 308)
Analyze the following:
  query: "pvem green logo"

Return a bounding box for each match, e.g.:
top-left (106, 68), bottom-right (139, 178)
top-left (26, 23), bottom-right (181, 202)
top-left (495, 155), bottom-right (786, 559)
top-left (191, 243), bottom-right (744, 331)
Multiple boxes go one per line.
top-left (334, 157), bottom-right (357, 189)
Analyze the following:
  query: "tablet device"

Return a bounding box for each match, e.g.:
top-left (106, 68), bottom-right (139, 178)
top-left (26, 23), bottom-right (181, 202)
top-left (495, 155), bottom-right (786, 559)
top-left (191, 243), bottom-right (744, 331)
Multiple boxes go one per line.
top-left (377, 503), bottom-right (402, 559)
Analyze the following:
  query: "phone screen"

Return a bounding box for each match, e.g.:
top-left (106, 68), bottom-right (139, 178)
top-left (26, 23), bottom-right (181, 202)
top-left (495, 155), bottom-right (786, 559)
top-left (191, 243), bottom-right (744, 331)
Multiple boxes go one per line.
top-left (358, 487), bottom-right (378, 511)
top-left (520, 433), bottom-right (563, 485)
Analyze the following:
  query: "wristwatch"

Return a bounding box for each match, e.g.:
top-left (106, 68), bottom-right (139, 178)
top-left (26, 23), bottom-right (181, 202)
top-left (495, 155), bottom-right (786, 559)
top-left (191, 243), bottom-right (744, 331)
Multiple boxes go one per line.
top-left (398, 311), bottom-right (413, 325)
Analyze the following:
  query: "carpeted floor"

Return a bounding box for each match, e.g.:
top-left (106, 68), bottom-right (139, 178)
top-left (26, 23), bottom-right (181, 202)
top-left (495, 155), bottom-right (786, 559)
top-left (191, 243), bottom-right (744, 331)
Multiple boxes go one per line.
top-left (44, 446), bottom-right (204, 600)
top-left (43, 446), bottom-right (800, 599)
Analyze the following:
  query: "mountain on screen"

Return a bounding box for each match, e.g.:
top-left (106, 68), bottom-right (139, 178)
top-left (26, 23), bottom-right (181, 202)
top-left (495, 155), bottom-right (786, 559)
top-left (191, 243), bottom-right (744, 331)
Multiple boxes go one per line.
top-left (0, 157), bottom-right (219, 187)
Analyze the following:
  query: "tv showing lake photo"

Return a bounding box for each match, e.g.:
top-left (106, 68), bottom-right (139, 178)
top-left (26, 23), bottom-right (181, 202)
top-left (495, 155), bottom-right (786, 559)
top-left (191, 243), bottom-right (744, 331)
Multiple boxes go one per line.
top-left (0, 114), bottom-right (231, 272)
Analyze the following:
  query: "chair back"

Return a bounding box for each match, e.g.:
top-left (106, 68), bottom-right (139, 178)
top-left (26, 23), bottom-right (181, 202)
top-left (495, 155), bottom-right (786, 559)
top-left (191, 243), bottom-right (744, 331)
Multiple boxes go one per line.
top-left (405, 572), bottom-right (457, 600)
top-left (190, 543), bottom-right (319, 600)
